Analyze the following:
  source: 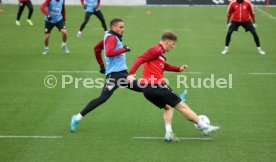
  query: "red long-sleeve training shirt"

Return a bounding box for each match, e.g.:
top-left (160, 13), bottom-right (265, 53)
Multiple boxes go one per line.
top-left (227, 0), bottom-right (255, 23)
top-left (40, 0), bottom-right (66, 22)
top-left (129, 43), bottom-right (181, 85)
top-left (93, 37), bottom-right (127, 65)
top-left (19, 0), bottom-right (30, 3)
top-left (94, 39), bottom-right (104, 65)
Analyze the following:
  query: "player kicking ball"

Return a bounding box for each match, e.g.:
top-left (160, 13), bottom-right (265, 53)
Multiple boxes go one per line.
top-left (127, 31), bottom-right (220, 142)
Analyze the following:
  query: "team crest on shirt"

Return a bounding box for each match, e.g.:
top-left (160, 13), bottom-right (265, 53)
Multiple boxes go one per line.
top-left (160, 63), bottom-right (164, 69)
top-left (243, 5), bottom-right (247, 9)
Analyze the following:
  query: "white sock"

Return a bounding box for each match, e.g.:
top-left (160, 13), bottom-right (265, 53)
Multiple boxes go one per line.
top-left (197, 120), bottom-right (208, 129)
top-left (224, 46), bottom-right (229, 50)
top-left (78, 31), bottom-right (82, 34)
top-left (62, 42), bottom-right (66, 47)
top-left (75, 113), bottom-right (83, 121)
top-left (165, 124), bottom-right (172, 133)
top-left (45, 46), bottom-right (48, 49)
top-left (257, 47), bottom-right (262, 51)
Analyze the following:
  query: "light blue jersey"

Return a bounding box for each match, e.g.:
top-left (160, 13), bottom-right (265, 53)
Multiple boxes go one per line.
top-left (84, 0), bottom-right (99, 13)
top-left (104, 32), bottom-right (127, 75)
top-left (45, 0), bottom-right (64, 23)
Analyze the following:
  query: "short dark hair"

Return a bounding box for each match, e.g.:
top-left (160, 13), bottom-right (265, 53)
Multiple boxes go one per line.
top-left (161, 30), bottom-right (177, 41)
top-left (110, 18), bottom-right (123, 28)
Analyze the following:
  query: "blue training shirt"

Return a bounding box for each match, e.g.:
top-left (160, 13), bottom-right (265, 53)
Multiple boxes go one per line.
top-left (84, 0), bottom-right (99, 13)
top-left (45, 0), bottom-right (64, 23)
top-left (104, 32), bottom-right (127, 75)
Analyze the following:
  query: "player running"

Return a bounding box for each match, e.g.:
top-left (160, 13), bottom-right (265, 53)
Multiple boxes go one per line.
top-left (221, 0), bottom-right (266, 55)
top-left (70, 19), bottom-right (188, 134)
top-left (70, 18), bottom-right (141, 132)
top-left (40, 0), bottom-right (70, 55)
top-left (76, 0), bottom-right (107, 38)
top-left (127, 31), bottom-right (220, 141)
top-left (16, 0), bottom-right (34, 26)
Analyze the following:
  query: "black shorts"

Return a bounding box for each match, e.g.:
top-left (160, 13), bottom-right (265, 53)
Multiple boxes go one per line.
top-left (44, 20), bottom-right (66, 33)
top-left (19, 1), bottom-right (33, 9)
top-left (229, 21), bottom-right (255, 32)
top-left (142, 84), bottom-right (182, 109)
top-left (104, 70), bottom-right (142, 93)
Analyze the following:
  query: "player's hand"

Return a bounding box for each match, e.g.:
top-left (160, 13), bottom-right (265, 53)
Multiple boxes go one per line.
top-left (127, 74), bottom-right (136, 83)
top-left (227, 23), bottom-right (231, 28)
top-left (253, 23), bottom-right (257, 28)
top-left (180, 64), bottom-right (188, 72)
top-left (123, 45), bottom-right (131, 52)
top-left (100, 64), bottom-right (105, 74)
top-left (95, 8), bottom-right (99, 12)
top-left (47, 15), bottom-right (52, 21)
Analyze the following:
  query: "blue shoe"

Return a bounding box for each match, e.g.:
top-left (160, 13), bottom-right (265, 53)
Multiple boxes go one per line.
top-left (180, 89), bottom-right (188, 102)
top-left (70, 115), bottom-right (79, 133)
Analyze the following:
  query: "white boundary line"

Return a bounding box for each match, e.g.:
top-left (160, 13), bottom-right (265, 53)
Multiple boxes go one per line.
top-left (256, 7), bottom-right (276, 21)
top-left (47, 71), bottom-right (99, 73)
top-left (132, 137), bottom-right (213, 140)
top-left (46, 71), bottom-right (202, 74)
top-left (0, 135), bottom-right (63, 139)
top-left (248, 72), bottom-right (276, 75)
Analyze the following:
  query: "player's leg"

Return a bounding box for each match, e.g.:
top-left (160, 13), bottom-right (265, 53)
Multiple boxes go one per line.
top-left (243, 22), bottom-right (266, 55)
top-left (163, 105), bottom-right (179, 142)
top-left (161, 85), bottom-right (220, 136)
top-left (42, 21), bottom-right (54, 55)
top-left (26, 1), bottom-right (34, 26)
top-left (175, 102), bottom-right (220, 136)
top-left (94, 10), bottom-right (108, 31)
top-left (221, 22), bottom-right (239, 54)
top-left (57, 21), bottom-right (70, 53)
top-left (70, 73), bottom-right (119, 132)
top-left (77, 12), bottom-right (92, 37)
top-left (16, 2), bottom-right (26, 26)
top-left (43, 33), bottom-right (50, 55)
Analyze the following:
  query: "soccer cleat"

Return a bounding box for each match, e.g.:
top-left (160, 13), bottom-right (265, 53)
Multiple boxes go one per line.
top-left (202, 125), bottom-right (220, 136)
top-left (77, 31), bottom-right (82, 38)
top-left (180, 89), bottom-right (188, 102)
top-left (221, 48), bottom-right (229, 55)
top-left (164, 132), bottom-right (179, 142)
top-left (26, 19), bottom-right (34, 26)
top-left (16, 20), bottom-right (20, 26)
top-left (258, 49), bottom-right (266, 55)
top-left (70, 115), bottom-right (79, 133)
top-left (42, 48), bottom-right (49, 55)
top-left (62, 45), bottom-right (70, 54)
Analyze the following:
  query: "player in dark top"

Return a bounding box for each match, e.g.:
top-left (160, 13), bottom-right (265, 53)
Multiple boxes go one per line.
top-left (16, 0), bottom-right (34, 26)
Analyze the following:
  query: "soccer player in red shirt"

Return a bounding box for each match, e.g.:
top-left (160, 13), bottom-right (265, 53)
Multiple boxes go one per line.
top-left (16, 0), bottom-right (34, 26)
top-left (221, 0), bottom-right (265, 55)
top-left (128, 31), bottom-right (220, 141)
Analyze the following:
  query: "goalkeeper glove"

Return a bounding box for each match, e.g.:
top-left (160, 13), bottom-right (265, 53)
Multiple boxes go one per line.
top-left (123, 45), bottom-right (131, 52)
top-left (100, 64), bottom-right (105, 74)
top-left (47, 15), bottom-right (52, 21)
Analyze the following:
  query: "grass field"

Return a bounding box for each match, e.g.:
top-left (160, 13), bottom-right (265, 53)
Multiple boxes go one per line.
top-left (0, 4), bottom-right (276, 162)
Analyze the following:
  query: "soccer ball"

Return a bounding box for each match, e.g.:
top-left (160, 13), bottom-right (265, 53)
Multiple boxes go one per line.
top-left (194, 115), bottom-right (210, 130)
